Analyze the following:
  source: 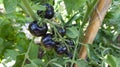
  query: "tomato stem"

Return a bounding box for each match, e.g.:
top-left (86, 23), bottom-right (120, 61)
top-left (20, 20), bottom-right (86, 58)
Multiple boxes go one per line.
top-left (21, 37), bottom-right (35, 67)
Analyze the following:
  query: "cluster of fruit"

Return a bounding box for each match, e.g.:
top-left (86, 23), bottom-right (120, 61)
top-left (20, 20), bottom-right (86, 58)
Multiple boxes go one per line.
top-left (28, 3), bottom-right (74, 58)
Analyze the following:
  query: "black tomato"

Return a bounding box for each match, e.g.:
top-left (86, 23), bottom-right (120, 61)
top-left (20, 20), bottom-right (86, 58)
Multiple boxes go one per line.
top-left (37, 3), bottom-right (54, 19)
top-left (54, 42), bottom-right (67, 54)
top-left (58, 27), bottom-right (66, 37)
top-left (41, 34), bottom-right (55, 48)
top-left (28, 21), bottom-right (48, 36)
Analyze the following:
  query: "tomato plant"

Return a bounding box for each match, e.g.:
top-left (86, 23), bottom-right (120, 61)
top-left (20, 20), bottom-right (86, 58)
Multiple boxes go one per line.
top-left (0, 0), bottom-right (120, 67)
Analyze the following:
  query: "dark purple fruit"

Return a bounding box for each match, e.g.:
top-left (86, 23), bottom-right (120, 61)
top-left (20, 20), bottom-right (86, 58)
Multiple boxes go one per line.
top-left (43, 40), bottom-right (56, 48)
top-left (37, 3), bottom-right (54, 19)
top-left (54, 43), bottom-right (67, 54)
top-left (41, 34), bottom-right (55, 48)
top-left (42, 34), bottom-right (52, 42)
top-left (58, 27), bottom-right (66, 37)
top-left (28, 21), bottom-right (48, 36)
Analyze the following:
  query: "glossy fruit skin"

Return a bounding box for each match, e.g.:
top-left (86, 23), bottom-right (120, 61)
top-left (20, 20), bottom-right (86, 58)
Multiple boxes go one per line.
top-left (54, 42), bottom-right (67, 54)
top-left (28, 21), bottom-right (48, 36)
top-left (58, 27), bottom-right (66, 37)
top-left (41, 34), bottom-right (55, 48)
top-left (37, 3), bottom-right (54, 19)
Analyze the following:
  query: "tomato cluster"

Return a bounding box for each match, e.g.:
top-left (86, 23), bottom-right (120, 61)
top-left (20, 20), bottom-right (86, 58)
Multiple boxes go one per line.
top-left (28, 3), bottom-right (74, 59)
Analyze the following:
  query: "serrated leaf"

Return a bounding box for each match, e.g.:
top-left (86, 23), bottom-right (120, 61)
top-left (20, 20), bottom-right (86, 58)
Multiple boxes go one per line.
top-left (3, 0), bottom-right (17, 13)
top-left (66, 27), bottom-right (79, 38)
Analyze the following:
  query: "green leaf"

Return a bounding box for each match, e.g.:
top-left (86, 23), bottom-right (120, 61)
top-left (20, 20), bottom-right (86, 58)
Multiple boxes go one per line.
top-left (32, 59), bottom-right (45, 66)
top-left (29, 43), bottom-right (39, 59)
top-left (32, 4), bottom-right (46, 11)
top-left (0, 19), bottom-right (11, 27)
top-left (4, 49), bottom-right (19, 60)
top-left (5, 13), bottom-right (17, 19)
top-left (104, 55), bottom-right (116, 67)
top-left (3, 0), bottom-right (17, 13)
top-left (0, 37), bottom-right (4, 54)
top-left (76, 59), bottom-right (89, 67)
top-left (0, 37), bottom-right (3, 45)
top-left (3, 49), bottom-right (19, 66)
top-left (24, 63), bottom-right (38, 67)
top-left (63, 0), bottom-right (87, 14)
top-left (13, 55), bottom-right (25, 67)
top-left (16, 32), bottom-right (26, 40)
top-left (66, 26), bottom-right (79, 38)
top-left (16, 39), bottom-right (29, 53)
top-left (115, 57), bottom-right (120, 67)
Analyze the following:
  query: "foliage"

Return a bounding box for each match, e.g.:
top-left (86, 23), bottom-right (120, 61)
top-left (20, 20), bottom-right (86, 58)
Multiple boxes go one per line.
top-left (0, 0), bottom-right (120, 67)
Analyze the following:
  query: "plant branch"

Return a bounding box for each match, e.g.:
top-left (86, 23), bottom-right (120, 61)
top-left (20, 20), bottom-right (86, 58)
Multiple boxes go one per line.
top-left (21, 37), bottom-right (35, 67)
